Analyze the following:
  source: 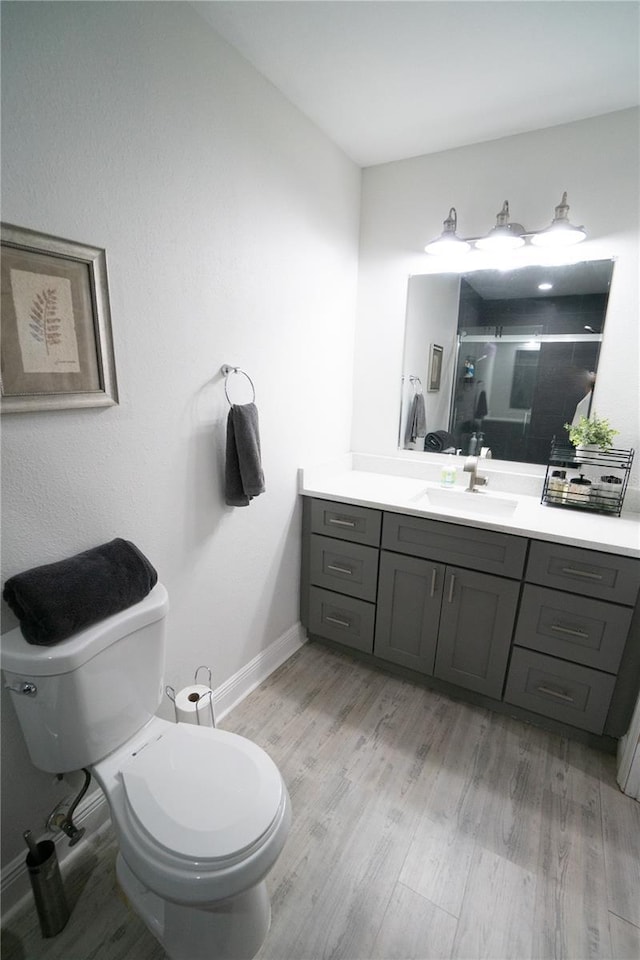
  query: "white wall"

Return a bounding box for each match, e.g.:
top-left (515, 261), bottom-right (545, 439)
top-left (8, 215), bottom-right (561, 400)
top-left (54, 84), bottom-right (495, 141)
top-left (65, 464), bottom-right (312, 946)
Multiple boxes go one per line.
top-left (353, 109), bottom-right (640, 491)
top-left (0, 2), bottom-right (360, 867)
top-left (400, 275), bottom-right (459, 447)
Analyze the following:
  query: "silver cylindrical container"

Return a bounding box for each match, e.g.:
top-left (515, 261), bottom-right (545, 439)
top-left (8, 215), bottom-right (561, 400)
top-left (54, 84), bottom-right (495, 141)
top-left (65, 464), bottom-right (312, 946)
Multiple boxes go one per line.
top-left (26, 840), bottom-right (70, 938)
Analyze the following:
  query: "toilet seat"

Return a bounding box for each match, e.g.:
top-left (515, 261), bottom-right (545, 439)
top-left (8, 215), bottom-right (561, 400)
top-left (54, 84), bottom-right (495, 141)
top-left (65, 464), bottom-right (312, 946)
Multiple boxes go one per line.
top-left (120, 723), bottom-right (283, 861)
top-left (99, 718), bottom-right (292, 905)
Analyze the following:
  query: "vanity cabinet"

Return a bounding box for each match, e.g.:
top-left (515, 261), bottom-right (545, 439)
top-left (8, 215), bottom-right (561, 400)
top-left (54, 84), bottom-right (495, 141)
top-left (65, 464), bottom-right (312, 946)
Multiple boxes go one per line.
top-left (301, 496), bottom-right (640, 744)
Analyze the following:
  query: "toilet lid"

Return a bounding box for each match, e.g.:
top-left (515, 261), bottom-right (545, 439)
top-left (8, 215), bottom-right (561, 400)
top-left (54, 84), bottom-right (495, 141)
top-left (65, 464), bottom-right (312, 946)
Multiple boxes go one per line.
top-left (120, 723), bottom-right (283, 861)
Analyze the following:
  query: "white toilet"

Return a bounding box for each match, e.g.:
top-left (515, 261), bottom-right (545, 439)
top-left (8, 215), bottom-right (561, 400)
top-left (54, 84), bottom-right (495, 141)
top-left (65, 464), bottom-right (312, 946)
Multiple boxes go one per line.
top-left (2, 583), bottom-right (291, 960)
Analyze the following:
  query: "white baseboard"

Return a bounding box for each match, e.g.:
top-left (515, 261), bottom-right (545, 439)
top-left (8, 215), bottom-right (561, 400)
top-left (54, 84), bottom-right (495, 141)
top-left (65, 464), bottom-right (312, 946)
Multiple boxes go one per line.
top-left (213, 621), bottom-right (307, 723)
top-left (0, 622), bottom-right (306, 923)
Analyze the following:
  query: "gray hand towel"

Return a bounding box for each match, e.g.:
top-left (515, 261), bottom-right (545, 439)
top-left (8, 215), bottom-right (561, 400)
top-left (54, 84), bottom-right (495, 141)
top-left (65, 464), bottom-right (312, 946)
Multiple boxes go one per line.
top-left (225, 402), bottom-right (266, 507)
top-left (405, 392), bottom-right (427, 445)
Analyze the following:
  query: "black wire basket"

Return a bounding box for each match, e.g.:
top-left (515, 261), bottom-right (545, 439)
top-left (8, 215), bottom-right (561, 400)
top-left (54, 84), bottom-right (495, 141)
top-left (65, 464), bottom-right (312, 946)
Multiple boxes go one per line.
top-left (541, 440), bottom-right (634, 517)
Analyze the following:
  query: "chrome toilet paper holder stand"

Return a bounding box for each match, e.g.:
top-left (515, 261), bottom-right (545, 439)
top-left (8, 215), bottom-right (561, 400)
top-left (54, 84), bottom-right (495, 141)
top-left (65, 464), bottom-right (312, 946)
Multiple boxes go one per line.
top-left (165, 665), bottom-right (216, 727)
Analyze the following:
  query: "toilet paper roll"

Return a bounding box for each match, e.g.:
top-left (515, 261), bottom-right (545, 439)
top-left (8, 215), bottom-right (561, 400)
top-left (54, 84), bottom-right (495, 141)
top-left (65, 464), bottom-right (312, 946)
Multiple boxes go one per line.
top-left (174, 685), bottom-right (215, 726)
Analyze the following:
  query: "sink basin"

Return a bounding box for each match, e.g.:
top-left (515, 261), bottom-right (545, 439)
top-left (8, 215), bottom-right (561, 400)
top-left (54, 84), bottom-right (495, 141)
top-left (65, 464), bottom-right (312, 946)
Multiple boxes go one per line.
top-left (414, 486), bottom-right (518, 517)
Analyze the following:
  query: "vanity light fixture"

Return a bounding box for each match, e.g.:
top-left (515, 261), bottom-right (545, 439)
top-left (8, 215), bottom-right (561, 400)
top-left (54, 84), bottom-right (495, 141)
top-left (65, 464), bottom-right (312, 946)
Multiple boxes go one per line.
top-left (530, 192), bottom-right (587, 247)
top-left (538, 282), bottom-right (553, 291)
top-left (475, 201), bottom-right (525, 251)
top-left (423, 207), bottom-right (471, 255)
top-left (425, 193), bottom-right (586, 256)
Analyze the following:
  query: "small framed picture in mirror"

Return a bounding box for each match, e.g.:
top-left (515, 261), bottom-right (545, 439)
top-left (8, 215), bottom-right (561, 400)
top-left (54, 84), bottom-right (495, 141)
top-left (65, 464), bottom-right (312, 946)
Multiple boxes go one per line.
top-left (428, 343), bottom-right (443, 392)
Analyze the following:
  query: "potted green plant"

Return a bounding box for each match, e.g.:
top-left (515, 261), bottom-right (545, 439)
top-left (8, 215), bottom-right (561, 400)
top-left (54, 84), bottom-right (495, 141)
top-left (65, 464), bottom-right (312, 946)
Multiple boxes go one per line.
top-left (564, 413), bottom-right (618, 456)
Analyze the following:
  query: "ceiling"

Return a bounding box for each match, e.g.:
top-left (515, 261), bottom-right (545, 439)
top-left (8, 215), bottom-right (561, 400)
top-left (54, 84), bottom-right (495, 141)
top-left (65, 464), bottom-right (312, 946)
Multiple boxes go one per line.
top-left (193, 1), bottom-right (640, 167)
top-left (465, 259), bottom-right (614, 300)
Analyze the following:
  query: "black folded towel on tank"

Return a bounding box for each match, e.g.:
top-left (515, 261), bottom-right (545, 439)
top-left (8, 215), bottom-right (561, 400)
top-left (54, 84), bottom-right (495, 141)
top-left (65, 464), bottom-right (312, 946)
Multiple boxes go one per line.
top-left (3, 538), bottom-right (158, 645)
top-left (424, 430), bottom-right (456, 452)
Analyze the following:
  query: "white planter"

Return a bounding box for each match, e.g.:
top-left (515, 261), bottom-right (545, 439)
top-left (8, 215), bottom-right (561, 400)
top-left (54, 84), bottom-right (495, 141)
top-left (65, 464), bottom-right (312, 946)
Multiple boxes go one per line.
top-left (574, 443), bottom-right (603, 459)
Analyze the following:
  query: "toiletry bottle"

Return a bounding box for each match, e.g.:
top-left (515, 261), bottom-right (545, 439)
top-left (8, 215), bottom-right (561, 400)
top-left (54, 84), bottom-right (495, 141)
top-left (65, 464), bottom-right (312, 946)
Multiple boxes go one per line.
top-left (468, 432), bottom-right (478, 455)
top-left (548, 470), bottom-right (567, 502)
top-left (441, 465), bottom-right (457, 488)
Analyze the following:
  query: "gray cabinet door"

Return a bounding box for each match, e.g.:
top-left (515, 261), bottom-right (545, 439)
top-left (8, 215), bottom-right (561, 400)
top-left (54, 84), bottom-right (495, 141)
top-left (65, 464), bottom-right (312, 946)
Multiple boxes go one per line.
top-left (374, 551), bottom-right (444, 675)
top-left (434, 566), bottom-right (520, 699)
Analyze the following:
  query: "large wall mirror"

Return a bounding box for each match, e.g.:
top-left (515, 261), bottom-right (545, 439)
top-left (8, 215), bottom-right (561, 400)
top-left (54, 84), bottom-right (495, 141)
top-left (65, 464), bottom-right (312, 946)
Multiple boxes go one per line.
top-left (399, 258), bottom-right (615, 465)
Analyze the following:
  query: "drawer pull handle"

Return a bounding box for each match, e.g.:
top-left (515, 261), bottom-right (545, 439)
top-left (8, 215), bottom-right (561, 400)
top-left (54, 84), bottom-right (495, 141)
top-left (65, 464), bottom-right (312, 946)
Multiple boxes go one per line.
top-left (325, 615), bottom-right (351, 628)
top-left (327, 564), bottom-right (353, 576)
top-left (560, 566), bottom-right (603, 581)
top-left (447, 575), bottom-right (456, 604)
top-left (536, 685), bottom-right (575, 704)
top-left (430, 568), bottom-right (437, 598)
top-left (328, 517), bottom-right (357, 528)
top-left (550, 623), bottom-right (589, 640)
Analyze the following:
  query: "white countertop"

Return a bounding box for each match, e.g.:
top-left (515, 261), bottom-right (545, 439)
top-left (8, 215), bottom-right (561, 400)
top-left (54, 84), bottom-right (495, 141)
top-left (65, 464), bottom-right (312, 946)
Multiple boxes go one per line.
top-left (299, 457), bottom-right (640, 558)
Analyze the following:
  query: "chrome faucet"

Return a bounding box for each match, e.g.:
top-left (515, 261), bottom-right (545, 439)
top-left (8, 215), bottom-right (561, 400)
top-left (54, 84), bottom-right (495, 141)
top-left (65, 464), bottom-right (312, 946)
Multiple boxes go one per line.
top-left (463, 456), bottom-right (489, 493)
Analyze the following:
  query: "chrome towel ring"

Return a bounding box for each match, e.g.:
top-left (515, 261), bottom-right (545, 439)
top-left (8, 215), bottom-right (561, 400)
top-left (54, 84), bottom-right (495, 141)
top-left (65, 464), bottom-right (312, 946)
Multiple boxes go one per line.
top-left (221, 365), bottom-right (256, 405)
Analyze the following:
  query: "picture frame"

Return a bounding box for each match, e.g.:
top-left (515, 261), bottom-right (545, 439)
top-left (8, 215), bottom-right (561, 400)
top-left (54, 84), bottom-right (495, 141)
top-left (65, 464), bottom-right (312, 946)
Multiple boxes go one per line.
top-left (428, 343), bottom-right (443, 392)
top-left (1, 223), bottom-right (118, 413)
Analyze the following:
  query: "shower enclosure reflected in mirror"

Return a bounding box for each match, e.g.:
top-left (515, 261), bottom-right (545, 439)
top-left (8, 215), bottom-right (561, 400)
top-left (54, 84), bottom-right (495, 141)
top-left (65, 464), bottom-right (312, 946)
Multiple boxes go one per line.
top-left (399, 259), bottom-right (614, 465)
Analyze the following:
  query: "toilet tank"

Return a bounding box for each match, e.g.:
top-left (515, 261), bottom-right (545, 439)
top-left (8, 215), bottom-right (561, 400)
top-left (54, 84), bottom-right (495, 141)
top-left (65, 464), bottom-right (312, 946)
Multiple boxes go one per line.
top-left (1, 583), bottom-right (169, 773)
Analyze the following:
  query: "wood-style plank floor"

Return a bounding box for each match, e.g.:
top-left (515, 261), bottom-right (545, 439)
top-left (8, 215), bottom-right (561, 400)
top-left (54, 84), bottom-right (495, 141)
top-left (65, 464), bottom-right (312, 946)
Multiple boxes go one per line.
top-left (2, 641), bottom-right (639, 960)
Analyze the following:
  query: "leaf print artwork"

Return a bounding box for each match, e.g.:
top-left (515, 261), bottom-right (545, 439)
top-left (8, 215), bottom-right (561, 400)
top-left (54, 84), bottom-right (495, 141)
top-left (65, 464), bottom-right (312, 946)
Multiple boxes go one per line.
top-left (11, 269), bottom-right (80, 374)
top-left (29, 288), bottom-right (63, 354)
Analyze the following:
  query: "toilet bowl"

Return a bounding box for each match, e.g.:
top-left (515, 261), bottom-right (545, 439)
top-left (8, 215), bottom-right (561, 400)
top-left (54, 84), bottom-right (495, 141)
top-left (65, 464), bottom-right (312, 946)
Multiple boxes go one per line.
top-left (93, 717), bottom-right (292, 960)
top-left (1, 584), bottom-right (291, 960)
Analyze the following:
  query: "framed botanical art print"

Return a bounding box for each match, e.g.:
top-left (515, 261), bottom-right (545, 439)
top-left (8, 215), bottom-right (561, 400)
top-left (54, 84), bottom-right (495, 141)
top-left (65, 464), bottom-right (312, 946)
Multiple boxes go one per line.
top-left (1, 223), bottom-right (118, 413)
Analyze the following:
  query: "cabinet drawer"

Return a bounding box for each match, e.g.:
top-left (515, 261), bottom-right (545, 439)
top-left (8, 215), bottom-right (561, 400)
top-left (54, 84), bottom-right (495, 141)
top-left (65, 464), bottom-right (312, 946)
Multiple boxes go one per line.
top-left (504, 648), bottom-right (616, 734)
top-left (310, 499), bottom-right (382, 546)
top-left (308, 587), bottom-right (375, 653)
top-left (382, 512), bottom-right (527, 579)
top-left (309, 534), bottom-right (378, 602)
top-left (514, 584), bottom-right (631, 673)
top-left (526, 541), bottom-right (640, 606)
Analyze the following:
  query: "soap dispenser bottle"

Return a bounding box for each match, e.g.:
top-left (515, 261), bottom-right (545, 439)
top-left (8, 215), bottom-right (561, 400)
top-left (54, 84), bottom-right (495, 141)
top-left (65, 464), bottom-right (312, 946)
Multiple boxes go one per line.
top-left (468, 432), bottom-right (478, 455)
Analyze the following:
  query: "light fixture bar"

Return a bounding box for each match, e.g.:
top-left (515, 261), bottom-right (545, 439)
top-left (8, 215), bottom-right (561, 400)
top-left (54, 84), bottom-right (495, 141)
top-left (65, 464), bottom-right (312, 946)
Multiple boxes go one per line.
top-left (425, 193), bottom-right (586, 255)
